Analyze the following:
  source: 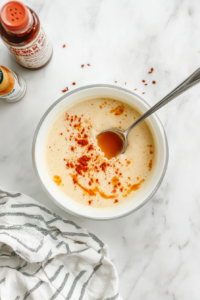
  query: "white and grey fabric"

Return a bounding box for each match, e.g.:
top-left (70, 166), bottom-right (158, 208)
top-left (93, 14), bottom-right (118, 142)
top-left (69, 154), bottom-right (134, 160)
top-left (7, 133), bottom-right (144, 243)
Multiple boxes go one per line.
top-left (0, 188), bottom-right (122, 300)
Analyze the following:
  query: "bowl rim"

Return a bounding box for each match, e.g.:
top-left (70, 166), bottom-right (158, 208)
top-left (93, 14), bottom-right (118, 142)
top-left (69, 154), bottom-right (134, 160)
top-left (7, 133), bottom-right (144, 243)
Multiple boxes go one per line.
top-left (32, 84), bottom-right (169, 220)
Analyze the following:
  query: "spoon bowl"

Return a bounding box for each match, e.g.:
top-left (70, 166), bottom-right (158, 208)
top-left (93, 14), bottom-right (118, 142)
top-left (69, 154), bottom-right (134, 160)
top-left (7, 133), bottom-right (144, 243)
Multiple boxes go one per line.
top-left (97, 128), bottom-right (127, 157)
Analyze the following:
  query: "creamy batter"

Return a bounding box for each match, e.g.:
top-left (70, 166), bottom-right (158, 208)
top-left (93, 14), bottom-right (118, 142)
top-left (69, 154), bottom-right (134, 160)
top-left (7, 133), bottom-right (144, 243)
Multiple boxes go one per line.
top-left (46, 98), bottom-right (155, 208)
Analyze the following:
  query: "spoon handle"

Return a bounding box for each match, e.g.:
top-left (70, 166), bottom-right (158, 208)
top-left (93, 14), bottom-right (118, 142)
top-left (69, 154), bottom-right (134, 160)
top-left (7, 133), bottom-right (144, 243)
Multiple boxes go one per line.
top-left (125, 68), bottom-right (200, 135)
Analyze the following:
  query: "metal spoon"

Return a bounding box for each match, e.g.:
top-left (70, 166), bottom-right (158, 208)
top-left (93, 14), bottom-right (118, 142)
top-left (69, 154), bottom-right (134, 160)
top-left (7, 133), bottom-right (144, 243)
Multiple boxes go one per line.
top-left (98, 68), bottom-right (200, 155)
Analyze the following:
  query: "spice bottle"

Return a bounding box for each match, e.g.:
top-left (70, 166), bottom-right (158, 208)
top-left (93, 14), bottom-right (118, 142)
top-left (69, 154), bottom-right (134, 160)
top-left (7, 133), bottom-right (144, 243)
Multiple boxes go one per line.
top-left (0, 65), bottom-right (26, 102)
top-left (0, 1), bottom-right (53, 69)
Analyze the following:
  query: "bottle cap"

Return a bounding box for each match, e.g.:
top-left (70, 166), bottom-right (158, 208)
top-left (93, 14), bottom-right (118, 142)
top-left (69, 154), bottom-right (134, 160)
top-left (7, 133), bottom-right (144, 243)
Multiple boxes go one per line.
top-left (0, 1), bottom-right (29, 32)
top-left (0, 67), bottom-right (9, 92)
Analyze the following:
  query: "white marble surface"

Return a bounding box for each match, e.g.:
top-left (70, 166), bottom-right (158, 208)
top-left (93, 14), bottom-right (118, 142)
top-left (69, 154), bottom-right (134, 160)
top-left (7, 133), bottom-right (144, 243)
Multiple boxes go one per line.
top-left (1, 0), bottom-right (200, 298)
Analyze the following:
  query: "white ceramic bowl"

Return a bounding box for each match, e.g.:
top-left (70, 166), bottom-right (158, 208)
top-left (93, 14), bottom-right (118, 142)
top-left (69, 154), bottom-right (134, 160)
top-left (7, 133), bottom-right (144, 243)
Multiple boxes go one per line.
top-left (32, 85), bottom-right (168, 220)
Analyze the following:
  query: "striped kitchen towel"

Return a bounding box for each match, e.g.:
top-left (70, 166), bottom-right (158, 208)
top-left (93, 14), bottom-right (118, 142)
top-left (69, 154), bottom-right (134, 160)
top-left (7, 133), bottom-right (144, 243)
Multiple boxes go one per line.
top-left (0, 188), bottom-right (122, 300)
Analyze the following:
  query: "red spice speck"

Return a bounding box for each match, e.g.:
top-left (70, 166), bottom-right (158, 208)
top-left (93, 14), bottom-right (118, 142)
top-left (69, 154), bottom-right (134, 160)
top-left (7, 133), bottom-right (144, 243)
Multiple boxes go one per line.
top-left (87, 64), bottom-right (90, 66)
top-left (78, 155), bottom-right (90, 166)
top-left (87, 144), bottom-right (94, 152)
top-left (134, 88), bottom-right (137, 91)
top-left (142, 80), bottom-right (145, 83)
top-left (142, 92), bottom-right (145, 94)
top-left (60, 133), bottom-right (63, 135)
top-left (152, 81), bottom-right (156, 84)
top-left (77, 139), bottom-right (88, 146)
top-left (100, 162), bottom-right (107, 172)
top-left (125, 82), bottom-right (127, 85)
top-left (145, 83), bottom-right (147, 86)
top-left (115, 81), bottom-right (117, 83)
top-left (88, 200), bottom-right (93, 205)
top-left (62, 87), bottom-right (69, 93)
top-left (114, 199), bottom-right (119, 203)
top-left (63, 44), bottom-right (66, 48)
top-left (72, 82), bottom-right (76, 85)
top-left (148, 68), bottom-right (154, 74)
top-left (81, 64), bottom-right (84, 68)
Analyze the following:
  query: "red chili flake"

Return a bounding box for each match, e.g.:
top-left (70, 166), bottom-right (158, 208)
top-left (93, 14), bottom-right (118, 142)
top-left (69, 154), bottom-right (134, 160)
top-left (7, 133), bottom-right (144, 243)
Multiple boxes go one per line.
top-left (81, 64), bottom-right (84, 68)
top-left (87, 144), bottom-right (94, 152)
top-left (78, 155), bottom-right (90, 166)
top-left (142, 80), bottom-right (145, 83)
top-left (142, 92), bottom-right (145, 94)
top-left (114, 199), bottom-right (119, 203)
top-left (66, 162), bottom-right (74, 168)
top-left (71, 146), bottom-right (75, 152)
top-left (115, 81), bottom-right (117, 83)
top-left (100, 162), bottom-right (107, 172)
top-left (75, 156), bottom-right (90, 174)
top-left (75, 165), bottom-right (84, 175)
top-left (60, 133), bottom-right (63, 135)
top-left (77, 139), bottom-right (88, 146)
top-left (88, 200), bottom-right (93, 205)
top-left (83, 134), bottom-right (88, 138)
top-left (88, 181), bottom-right (92, 186)
top-left (72, 82), bottom-right (76, 85)
top-left (125, 82), bottom-right (127, 85)
top-left (87, 64), bottom-right (90, 66)
top-left (62, 87), bottom-right (69, 93)
top-left (63, 44), bottom-right (66, 48)
top-left (134, 88), bottom-right (137, 91)
top-left (145, 84), bottom-right (147, 86)
top-left (152, 81), bottom-right (156, 84)
top-left (148, 68), bottom-right (154, 74)
top-left (96, 179), bottom-right (99, 184)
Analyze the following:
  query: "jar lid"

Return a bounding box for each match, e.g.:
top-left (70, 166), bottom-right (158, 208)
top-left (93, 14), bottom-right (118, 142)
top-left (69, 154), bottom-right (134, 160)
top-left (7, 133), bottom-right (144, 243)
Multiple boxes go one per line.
top-left (0, 1), bottom-right (29, 32)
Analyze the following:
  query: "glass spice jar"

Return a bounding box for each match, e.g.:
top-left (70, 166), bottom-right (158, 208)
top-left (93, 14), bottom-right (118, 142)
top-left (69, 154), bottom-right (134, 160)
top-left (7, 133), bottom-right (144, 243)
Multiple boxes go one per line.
top-left (0, 1), bottom-right (53, 70)
top-left (0, 65), bottom-right (26, 102)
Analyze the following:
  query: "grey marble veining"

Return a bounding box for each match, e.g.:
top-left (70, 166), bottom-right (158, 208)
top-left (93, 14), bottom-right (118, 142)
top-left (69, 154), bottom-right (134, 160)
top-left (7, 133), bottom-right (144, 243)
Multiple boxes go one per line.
top-left (1, 0), bottom-right (200, 299)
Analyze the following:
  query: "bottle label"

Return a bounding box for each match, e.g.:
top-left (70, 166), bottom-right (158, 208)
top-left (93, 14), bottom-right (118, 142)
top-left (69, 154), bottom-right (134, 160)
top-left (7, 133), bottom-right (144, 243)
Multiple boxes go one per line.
top-left (5, 26), bottom-right (52, 69)
top-left (0, 70), bottom-right (3, 84)
top-left (0, 69), bottom-right (26, 102)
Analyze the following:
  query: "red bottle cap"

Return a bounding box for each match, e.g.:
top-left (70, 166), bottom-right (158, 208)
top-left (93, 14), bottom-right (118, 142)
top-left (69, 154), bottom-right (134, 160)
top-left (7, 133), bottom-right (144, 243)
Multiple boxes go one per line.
top-left (0, 1), bottom-right (29, 32)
